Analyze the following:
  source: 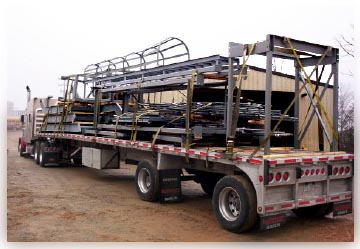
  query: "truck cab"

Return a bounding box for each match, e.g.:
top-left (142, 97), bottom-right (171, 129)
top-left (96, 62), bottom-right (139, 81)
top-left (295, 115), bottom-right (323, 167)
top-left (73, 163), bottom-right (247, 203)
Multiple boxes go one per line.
top-left (18, 92), bottom-right (57, 157)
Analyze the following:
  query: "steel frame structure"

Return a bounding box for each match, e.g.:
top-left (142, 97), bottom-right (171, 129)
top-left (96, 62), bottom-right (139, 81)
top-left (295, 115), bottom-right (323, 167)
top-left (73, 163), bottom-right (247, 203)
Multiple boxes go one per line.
top-left (227, 34), bottom-right (339, 154)
top-left (58, 34), bottom-right (338, 156)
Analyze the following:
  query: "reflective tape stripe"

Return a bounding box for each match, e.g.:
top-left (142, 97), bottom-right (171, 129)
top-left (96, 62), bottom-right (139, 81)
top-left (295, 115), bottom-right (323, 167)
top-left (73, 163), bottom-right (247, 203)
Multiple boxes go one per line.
top-left (174, 147), bottom-right (183, 153)
top-left (199, 151), bottom-right (208, 156)
top-left (299, 200), bottom-right (310, 206)
top-left (248, 158), bottom-right (262, 165)
top-left (281, 203), bottom-right (293, 209)
top-left (212, 153), bottom-right (222, 159)
top-left (265, 206), bottom-right (274, 211)
top-left (284, 158), bottom-right (297, 164)
top-left (187, 150), bottom-right (195, 155)
top-left (315, 198), bottom-right (326, 203)
top-left (302, 158), bottom-right (313, 163)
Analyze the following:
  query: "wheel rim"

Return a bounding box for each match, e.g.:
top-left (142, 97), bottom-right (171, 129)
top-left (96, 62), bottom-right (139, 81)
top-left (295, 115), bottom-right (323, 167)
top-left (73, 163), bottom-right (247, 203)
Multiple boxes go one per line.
top-left (34, 145), bottom-right (38, 160)
top-left (218, 187), bottom-right (241, 221)
top-left (39, 151), bottom-right (43, 164)
top-left (138, 168), bottom-right (151, 193)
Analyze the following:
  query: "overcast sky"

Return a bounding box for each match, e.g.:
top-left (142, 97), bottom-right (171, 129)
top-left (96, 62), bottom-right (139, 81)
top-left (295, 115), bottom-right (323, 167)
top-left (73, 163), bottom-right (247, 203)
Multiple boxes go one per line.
top-left (4, 0), bottom-right (355, 110)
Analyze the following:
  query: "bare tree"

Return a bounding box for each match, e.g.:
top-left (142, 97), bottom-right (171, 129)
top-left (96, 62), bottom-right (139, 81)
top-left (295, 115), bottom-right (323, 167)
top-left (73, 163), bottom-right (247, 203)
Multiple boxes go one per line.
top-left (338, 88), bottom-right (354, 153)
top-left (336, 24), bottom-right (354, 57)
top-left (336, 27), bottom-right (354, 153)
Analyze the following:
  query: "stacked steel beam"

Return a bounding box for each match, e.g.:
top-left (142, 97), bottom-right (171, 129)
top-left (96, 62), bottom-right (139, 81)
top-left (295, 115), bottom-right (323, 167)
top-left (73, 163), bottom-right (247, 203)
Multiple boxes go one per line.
top-left (80, 101), bottom-right (294, 146)
top-left (40, 103), bottom-right (94, 133)
top-left (111, 102), bottom-right (296, 127)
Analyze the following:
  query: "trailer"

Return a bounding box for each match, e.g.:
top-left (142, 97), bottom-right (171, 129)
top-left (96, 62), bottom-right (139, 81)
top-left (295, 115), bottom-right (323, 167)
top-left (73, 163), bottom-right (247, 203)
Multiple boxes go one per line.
top-left (18, 35), bottom-right (353, 233)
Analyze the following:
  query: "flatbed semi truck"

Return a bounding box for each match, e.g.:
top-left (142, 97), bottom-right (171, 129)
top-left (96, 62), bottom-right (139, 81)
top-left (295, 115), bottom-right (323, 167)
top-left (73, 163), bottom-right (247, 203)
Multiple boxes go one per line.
top-left (18, 35), bottom-right (353, 233)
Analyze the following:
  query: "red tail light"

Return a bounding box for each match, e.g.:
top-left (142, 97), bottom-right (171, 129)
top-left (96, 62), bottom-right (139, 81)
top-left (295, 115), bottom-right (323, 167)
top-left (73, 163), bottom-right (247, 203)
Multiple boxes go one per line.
top-left (275, 172), bottom-right (282, 181)
top-left (283, 172), bottom-right (289, 181)
top-left (333, 167), bottom-right (338, 175)
top-left (345, 166), bottom-right (350, 174)
top-left (339, 167), bottom-right (344, 174)
top-left (268, 173), bottom-right (274, 182)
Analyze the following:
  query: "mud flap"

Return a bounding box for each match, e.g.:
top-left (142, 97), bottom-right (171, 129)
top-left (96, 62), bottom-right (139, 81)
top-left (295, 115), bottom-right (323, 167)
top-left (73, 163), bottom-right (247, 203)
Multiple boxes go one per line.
top-left (159, 169), bottom-right (182, 203)
top-left (43, 151), bottom-right (60, 164)
top-left (43, 148), bottom-right (60, 164)
top-left (333, 200), bottom-right (352, 217)
top-left (260, 213), bottom-right (287, 231)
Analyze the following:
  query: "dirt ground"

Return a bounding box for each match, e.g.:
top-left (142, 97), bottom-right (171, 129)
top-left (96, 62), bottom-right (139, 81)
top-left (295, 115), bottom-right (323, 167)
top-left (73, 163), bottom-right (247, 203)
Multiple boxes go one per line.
top-left (7, 130), bottom-right (354, 242)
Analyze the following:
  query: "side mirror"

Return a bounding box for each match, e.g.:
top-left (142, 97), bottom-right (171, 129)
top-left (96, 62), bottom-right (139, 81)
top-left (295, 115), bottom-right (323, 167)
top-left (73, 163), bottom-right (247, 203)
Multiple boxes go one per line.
top-left (20, 115), bottom-right (24, 124)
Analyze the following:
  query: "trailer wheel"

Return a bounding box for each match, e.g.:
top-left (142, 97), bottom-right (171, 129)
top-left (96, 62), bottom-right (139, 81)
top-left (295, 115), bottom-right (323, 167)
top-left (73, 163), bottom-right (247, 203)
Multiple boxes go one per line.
top-left (292, 203), bottom-right (333, 218)
top-left (212, 175), bottom-right (258, 233)
top-left (135, 160), bottom-right (159, 202)
top-left (34, 141), bottom-right (40, 164)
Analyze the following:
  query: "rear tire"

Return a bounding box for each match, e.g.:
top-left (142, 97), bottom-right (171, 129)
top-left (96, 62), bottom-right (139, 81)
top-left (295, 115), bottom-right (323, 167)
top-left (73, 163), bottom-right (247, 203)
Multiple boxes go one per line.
top-left (292, 203), bottom-right (333, 218)
top-left (212, 175), bottom-right (258, 233)
top-left (39, 143), bottom-right (47, 167)
top-left (34, 141), bottom-right (40, 164)
top-left (135, 160), bottom-right (160, 202)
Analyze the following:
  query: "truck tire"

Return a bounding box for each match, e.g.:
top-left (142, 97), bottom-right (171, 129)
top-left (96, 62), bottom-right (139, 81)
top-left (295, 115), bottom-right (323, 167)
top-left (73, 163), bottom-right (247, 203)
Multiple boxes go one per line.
top-left (135, 160), bottom-right (160, 202)
top-left (212, 175), bottom-right (258, 233)
top-left (34, 141), bottom-right (40, 164)
top-left (39, 143), bottom-right (47, 167)
top-left (292, 203), bottom-right (333, 218)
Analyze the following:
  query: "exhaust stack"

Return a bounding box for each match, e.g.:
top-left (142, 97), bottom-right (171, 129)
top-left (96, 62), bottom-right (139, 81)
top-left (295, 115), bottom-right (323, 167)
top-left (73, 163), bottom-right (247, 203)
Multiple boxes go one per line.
top-left (26, 85), bottom-right (31, 102)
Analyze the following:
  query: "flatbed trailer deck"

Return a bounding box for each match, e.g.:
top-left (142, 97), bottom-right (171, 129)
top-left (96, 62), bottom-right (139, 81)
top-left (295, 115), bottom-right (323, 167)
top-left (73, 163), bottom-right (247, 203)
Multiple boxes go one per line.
top-left (33, 131), bottom-right (353, 231)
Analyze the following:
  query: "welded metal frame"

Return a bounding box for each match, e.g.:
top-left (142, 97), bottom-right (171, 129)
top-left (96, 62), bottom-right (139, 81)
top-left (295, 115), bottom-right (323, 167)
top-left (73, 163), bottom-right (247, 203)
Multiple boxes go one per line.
top-left (83, 37), bottom-right (190, 84)
top-left (58, 54), bottom-right (231, 138)
top-left (227, 34), bottom-right (339, 154)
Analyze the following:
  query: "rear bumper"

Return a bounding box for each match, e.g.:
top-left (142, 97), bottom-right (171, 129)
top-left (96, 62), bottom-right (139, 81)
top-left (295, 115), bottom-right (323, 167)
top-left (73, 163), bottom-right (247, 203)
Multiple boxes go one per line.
top-left (260, 198), bottom-right (352, 231)
top-left (263, 192), bottom-right (352, 214)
